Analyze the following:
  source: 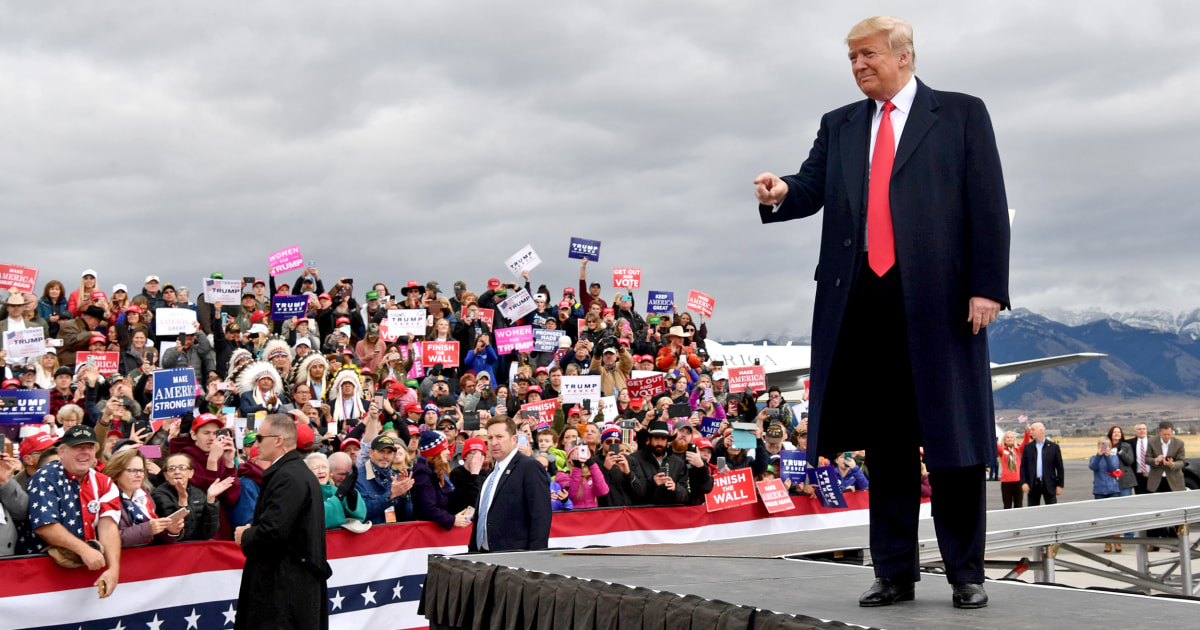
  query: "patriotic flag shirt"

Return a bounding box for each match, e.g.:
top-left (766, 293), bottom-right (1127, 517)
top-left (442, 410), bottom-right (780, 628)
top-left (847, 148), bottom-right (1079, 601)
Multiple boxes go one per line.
top-left (24, 460), bottom-right (122, 549)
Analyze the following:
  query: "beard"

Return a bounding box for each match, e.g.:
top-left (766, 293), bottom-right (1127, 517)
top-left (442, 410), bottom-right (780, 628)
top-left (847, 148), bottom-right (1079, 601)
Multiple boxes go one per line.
top-left (651, 442), bottom-right (667, 457)
top-left (670, 437), bottom-right (689, 453)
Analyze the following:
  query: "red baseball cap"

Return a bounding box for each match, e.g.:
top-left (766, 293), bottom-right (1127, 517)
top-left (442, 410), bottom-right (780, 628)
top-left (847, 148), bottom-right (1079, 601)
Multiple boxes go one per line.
top-left (335, 317), bottom-right (350, 326)
top-left (387, 382), bottom-right (408, 400)
top-left (534, 366), bottom-right (548, 375)
top-left (404, 402), bottom-right (423, 416)
top-left (693, 436), bottom-right (714, 451)
top-left (295, 423), bottom-right (315, 450)
top-left (630, 397), bottom-right (645, 408)
top-left (126, 305), bottom-right (142, 314)
top-left (1, 379), bottom-right (19, 389)
top-left (617, 337), bottom-right (630, 346)
top-left (602, 307), bottom-right (614, 316)
top-left (19, 432), bottom-right (59, 459)
top-left (340, 437), bottom-right (362, 452)
top-left (526, 384), bottom-right (542, 395)
top-left (319, 293), bottom-right (332, 300)
top-left (463, 437), bottom-right (486, 456)
top-left (563, 287), bottom-right (575, 295)
top-left (558, 300), bottom-right (571, 309)
top-left (88, 333), bottom-right (108, 346)
top-left (250, 310), bottom-right (268, 324)
top-left (253, 278), bottom-right (266, 286)
top-left (192, 413), bottom-right (224, 431)
top-left (487, 278), bottom-right (501, 290)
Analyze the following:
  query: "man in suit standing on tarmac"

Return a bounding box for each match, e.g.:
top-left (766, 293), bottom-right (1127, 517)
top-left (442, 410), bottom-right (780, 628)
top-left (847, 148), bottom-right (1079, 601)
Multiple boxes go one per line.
top-left (1020, 422), bottom-right (1064, 506)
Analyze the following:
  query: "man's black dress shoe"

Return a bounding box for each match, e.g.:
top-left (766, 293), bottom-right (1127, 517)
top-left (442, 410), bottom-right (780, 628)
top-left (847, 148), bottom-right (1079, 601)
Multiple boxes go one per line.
top-left (858, 578), bottom-right (915, 607)
top-left (952, 582), bottom-right (988, 609)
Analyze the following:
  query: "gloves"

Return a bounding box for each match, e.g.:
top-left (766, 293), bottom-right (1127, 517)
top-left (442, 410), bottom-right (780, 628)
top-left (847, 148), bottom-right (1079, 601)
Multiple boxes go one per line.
top-left (336, 464), bottom-right (358, 501)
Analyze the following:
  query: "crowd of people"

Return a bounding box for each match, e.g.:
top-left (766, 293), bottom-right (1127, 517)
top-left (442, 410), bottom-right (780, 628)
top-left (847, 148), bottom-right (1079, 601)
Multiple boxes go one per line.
top-left (0, 259), bottom-right (849, 595)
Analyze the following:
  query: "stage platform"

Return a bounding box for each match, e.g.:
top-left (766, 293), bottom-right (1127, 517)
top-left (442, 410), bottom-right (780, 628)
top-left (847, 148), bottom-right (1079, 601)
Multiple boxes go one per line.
top-left (422, 493), bottom-right (1200, 629)
top-left (423, 551), bottom-right (1200, 630)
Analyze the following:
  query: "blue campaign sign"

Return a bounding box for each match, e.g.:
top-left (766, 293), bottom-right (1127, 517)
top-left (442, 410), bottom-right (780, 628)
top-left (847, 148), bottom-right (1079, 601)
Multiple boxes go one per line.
top-left (809, 465), bottom-right (848, 508)
top-left (533, 328), bottom-right (565, 353)
top-left (646, 290), bottom-right (674, 314)
top-left (152, 368), bottom-right (197, 420)
top-left (698, 416), bottom-right (722, 439)
top-left (271, 295), bottom-right (309, 321)
top-left (567, 237), bottom-right (601, 262)
top-left (780, 451), bottom-right (808, 485)
top-left (0, 389), bottom-right (50, 425)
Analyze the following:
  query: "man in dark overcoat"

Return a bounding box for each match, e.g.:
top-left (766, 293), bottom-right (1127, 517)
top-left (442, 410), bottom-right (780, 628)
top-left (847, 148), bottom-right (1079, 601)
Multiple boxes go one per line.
top-left (755, 16), bottom-right (1010, 609)
top-left (235, 414), bottom-right (332, 629)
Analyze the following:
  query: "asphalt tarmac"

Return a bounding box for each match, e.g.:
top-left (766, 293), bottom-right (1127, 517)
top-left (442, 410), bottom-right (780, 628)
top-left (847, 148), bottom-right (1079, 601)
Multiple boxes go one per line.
top-left (984, 458), bottom-right (1099, 511)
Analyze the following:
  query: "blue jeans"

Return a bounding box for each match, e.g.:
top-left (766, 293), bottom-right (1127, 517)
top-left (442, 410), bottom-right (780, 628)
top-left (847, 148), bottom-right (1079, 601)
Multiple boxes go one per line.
top-left (1119, 487), bottom-right (1133, 497)
top-left (1094, 492), bottom-right (1121, 500)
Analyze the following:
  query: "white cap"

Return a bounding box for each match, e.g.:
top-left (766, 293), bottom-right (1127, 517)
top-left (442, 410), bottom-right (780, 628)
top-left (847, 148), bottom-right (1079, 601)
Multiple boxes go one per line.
top-left (713, 370), bottom-right (727, 380)
top-left (249, 323), bottom-right (270, 335)
top-left (144, 275), bottom-right (160, 284)
top-left (112, 284), bottom-right (128, 294)
top-left (295, 338), bottom-right (312, 348)
top-left (81, 269), bottom-right (98, 278)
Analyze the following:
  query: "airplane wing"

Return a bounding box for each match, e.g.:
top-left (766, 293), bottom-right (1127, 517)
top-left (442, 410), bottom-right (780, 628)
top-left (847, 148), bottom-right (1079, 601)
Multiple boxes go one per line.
top-left (989, 353), bottom-right (1106, 377)
top-left (765, 367), bottom-right (810, 394)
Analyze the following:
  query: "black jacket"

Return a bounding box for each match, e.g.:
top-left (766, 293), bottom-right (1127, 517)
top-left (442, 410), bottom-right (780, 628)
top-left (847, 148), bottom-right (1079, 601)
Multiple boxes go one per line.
top-left (628, 447), bottom-right (689, 506)
top-left (235, 450), bottom-right (331, 630)
top-left (151, 482), bottom-right (220, 542)
top-left (1019, 440), bottom-right (1065, 490)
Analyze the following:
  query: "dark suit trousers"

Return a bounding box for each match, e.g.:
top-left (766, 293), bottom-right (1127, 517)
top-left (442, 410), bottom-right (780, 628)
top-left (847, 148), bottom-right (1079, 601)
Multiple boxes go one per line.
top-left (1027, 478), bottom-right (1057, 506)
top-left (824, 258), bottom-right (986, 585)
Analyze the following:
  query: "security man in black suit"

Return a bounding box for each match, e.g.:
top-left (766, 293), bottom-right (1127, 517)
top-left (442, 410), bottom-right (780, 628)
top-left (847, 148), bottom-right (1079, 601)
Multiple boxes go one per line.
top-left (468, 416), bottom-right (552, 553)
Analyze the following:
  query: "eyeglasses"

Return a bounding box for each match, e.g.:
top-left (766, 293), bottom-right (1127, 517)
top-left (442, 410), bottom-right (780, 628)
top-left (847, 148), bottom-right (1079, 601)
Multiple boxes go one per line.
top-left (603, 439), bottom-right (620, 446)
top-left (255, 434), bottom-right (281, 442)
top-left (166, 465), bottom-right (192, 472)
top-left (125, 468), bottom-right (146, 475)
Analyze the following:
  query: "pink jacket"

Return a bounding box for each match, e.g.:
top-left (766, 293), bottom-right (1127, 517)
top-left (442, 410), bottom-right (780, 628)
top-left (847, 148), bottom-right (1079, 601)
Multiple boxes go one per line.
top-left (555, 462), bottom-right (610, 509)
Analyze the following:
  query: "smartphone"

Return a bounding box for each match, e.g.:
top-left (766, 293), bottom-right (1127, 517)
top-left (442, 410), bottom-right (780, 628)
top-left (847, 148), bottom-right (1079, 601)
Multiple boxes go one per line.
top-left (517, 434), bottom-right (528, 447)
top-left (704, 388), bottom-right (713, 402)
top-left (86, 355), bottom-right (96, 367)
top-left (578, 445), bottom-right (590, 459)
top-left (0, 434), bottom-right (7, 457)
top-left (669, 403), bottom-right (691, 419)
top-left (716, 456), bottom-right (727, 473)
top-left (608, 442), bottom-right (620, 455)
top-left (462, 411), bottom-right (481, 432)
top-left (581, 399), bottom-right (591, 411)
top-left (344, 278), bottom-right (353, 285)
top-left (47, 338), bottom-right (64, 348)
top-left (843, 451), bottom-right (854, 461)
top-left (138, 445), bottom-right (162, 459)
top-left (308, 260), bottom-right (316, 268)
top-left (243, 276), bottom-right (256, 285)
top-left (764, 408), bottom-right (780, 418)
top-left (167, 507), bottom-right (190, 521)
top-left (687, 443), bottom-right (698, 454)
top-left (658, 462), bottom-right (670, 476)
top-left (713, 361), bottom-right (724, 368)
top-left (220, 312), bottom-right (228, 327)
top-left (373, 395), bottom-right (384, 407)
top-left (216, 428), bottom-right (233, 439)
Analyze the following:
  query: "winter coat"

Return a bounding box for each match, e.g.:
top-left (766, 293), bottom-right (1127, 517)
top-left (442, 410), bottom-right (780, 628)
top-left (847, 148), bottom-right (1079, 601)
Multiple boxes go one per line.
top-left (151, 482), bottom-right (220, 542)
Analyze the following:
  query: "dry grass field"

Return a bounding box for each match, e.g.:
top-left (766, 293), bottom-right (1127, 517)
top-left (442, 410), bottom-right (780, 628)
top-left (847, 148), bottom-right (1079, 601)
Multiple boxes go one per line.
top-left (1056, 434), bottom-right (1200, 461)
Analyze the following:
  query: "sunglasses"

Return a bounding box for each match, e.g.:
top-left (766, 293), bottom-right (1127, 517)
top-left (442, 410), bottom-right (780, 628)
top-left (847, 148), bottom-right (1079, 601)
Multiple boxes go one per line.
top-left (255, 434), bottom-right (281, 442)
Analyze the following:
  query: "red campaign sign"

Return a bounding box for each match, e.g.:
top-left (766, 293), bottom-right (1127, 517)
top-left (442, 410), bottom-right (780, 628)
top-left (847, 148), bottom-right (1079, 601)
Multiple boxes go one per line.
top-left (0, 264), bottom-right (38, 294)
top-left (612, 267), bottom-right (642, 289)
top-left (725, 366), bottom-right (766, 394)
top-left (577, 319), bottom-right (585, 339)
top-left (421, 341), bottom-right (460, 368)
top-left (705, 468), bottom-right (757, 512)
top-left (626, 373), bottom-right (666, 399)
top-left (77, 352), bottom-right (120, 376)
top-left (461, 306), bottom-right (494, 329)
top-left (756, 479), bottom-right (796, 514)
top-left (686, 290), bottom-right (715, 319)
top-left (519, 399), bottom-right (560, 426)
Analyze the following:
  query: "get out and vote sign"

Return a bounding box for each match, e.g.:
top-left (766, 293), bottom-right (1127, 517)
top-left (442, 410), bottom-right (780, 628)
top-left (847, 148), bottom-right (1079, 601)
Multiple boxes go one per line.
top-left (612, 267), bottom-right (641, 289)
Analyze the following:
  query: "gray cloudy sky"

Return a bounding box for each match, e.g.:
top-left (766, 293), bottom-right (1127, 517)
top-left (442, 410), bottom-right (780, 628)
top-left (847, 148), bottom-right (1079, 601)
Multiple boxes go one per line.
top-left (2, 1), bottom-right (1196, 340)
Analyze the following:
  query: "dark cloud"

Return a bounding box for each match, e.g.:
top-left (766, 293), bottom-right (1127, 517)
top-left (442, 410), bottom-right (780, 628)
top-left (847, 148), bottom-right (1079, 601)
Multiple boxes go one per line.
top-left (0, 2), bottom-right (1196, 340)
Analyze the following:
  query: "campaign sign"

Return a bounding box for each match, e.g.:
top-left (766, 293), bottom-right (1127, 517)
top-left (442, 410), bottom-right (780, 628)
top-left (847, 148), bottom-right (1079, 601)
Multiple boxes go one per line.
top-left (630, 369), bottom-right (659, 380)
top-left (612, 267), bottom-right (642, 289)
top-left (560, 375), bottom-right (601, 411)
top-left (155, 308), bottom-right (198, 336)
top-left (268, 245), bottom-right (305, 277)
top-left (686, 290), bottom-right (715, 318)
top-left (151, 368), bottom-right (196, 420)
top-left (726, 366), bottom-right (766, 394)
top-left (780, 451), bottom-right (808, 486)
top-left (698, 416), bottom-right (722, 439)
top-left (271, 295), bottom-right (309, 321)
top-left (705, 468), bottom-right (757, 512)
top-left (505, 244), bottom-right (542, 278)
top-left (533, 328), bottom-right (565, 353)
top-left (202, 278), bottom-right (242, 304)
top-left (494, 326), bottom-right (534, 355)
top-left (399, 342), bottom-right (424, 379)
top-left (0, 389), bottom-right (50, 424)
top-left (421, 341), bottom-right (460, 368)
top-left (497, 288), bottom-right (536, 321)
top-left (386, 309), bottom-right (428, 339)
top-left (600, 396), bottom-right (617, 421)
top-left (646, 290), bottom-right (674, 314)
top-left (625, 373), bottom-right (666, 399)
top-left (3, 328), bottom-right (45, 360)
top-left (461, 306), bottom-right (494, 329)
top-left (757, 479), bottom-right (796, 514)
top-left (77, 352), bottom-right (120, 376)
top-left (810, 465), bottom-right (849, 509)
top-left (0, 264), bottom-right (38, 294)
top-left (519, 399), bottom-right (559, 425)
top-left (567, 237), bottom-right (601, 261)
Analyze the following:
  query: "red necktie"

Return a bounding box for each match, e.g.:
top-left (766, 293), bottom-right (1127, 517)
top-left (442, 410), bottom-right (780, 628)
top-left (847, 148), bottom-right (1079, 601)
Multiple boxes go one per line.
top-left (867, 101), bottom-right (897, 276)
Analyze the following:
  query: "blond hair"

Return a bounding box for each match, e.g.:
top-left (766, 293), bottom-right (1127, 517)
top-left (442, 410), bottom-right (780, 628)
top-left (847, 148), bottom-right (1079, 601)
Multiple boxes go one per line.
top-left (847, 16), bottom-right (916, 72)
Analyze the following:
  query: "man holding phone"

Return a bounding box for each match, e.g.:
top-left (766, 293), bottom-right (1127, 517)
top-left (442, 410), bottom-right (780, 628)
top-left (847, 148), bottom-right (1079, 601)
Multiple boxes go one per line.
top-left (629, 421), bottom-right (689, 506)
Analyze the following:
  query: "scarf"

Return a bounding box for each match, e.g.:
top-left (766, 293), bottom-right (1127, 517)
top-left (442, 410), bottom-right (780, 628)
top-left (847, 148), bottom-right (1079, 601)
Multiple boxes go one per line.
top-left (121, 487), bottom-right (158, 524)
